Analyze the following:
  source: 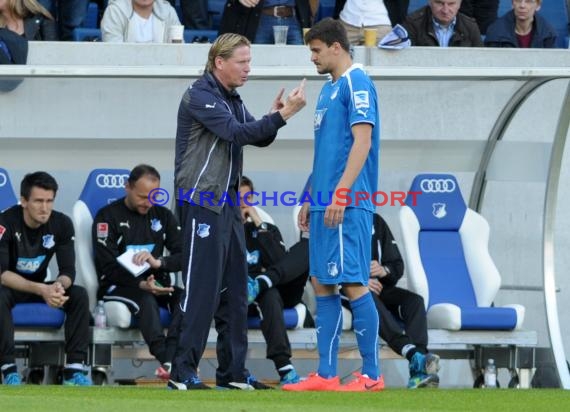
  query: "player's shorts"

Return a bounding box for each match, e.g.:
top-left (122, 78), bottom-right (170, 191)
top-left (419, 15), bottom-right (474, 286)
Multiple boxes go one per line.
top-left (309, 208), bottom-right (372, 285)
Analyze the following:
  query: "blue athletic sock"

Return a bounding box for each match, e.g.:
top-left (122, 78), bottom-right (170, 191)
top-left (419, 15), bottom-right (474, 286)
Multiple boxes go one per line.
top-left (350, 292), bottom-right (380, 379)
top-left (315, 294), bottom-right (343, 378)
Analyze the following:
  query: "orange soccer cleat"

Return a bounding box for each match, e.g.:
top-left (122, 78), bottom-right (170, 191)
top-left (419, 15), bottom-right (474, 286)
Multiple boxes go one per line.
top-left (282, 372), bottom-right (341, 391)
top-left (337, 373), bottom-right (385, 392)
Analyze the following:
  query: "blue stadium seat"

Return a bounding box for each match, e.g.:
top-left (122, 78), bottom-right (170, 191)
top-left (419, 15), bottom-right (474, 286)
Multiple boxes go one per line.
top-left (72, 27), bottom-right (102, 42)
top-left (407, 0), bottom-right (428, 14)
top-left (399, 174), bottom-right (525, 330)
top-left (13, 303), bottom-right (65, 327)
top-left (208, 0), bottom-right (226, 31)
top-left (80, 2), bottom-right (100, 29)
top-left (534, 0), bottom-right (568, 48)
top-left (0, 167), bottom-right (17, 212)
top-left (184, 29), bottom-right (218, 43)
top-left (315, 0), bottom-right (335, 22)
top-left (248, 303), bottom-right (309, 330)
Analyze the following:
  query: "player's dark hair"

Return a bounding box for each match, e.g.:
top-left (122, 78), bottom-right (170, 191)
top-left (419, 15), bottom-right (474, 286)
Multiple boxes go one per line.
top-left (20, 171), bottom-right (58, 200)
top-left (128, 164), bottom-right (161, 185)
top-left (305, 17), bottom-right (351, 53)
top-left (240, 175), bottom-right (254, 192)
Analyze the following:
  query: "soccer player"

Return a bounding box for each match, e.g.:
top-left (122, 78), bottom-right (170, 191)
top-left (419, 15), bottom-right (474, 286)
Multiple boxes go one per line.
top-left (283, 17), bottom-right (383, 392)
top-left (0, 172), bottom-right (91, 386)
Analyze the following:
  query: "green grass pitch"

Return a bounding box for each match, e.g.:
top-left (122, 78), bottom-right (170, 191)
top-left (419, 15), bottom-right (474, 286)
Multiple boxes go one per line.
top-left (2, 386), bottom-right (570, 412)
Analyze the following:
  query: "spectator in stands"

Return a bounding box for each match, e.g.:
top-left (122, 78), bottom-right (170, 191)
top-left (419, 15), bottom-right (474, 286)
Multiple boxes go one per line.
top-left (284, 18), bottom-right (382, 392)
top-left (0, 0), bottom-right (58, 40)
top-left (218, 0), bottom-right (315, 45)
top-left (403, 0), bottom-right (483, 46)
top-left (333, 0), bottom-right (395, 45)
top-left (484, 0), bottom-right (557, 48)
top-left (459, 0), bottom-right (498, 35)
top-left (0, 27), bottom-right (27, 91)
top-left (37, 0), bottom-right (89, 40)
top-left (92, 164), bottom-right (182, 381)
top-left (101, 0), bottom-right (181, 43)
top-left (335, 0), bottom-right (409, 29)
top-left (179, 0), bottom-right (210, 30)
top-left (239, 176), bottom-right (313, 385)
top-left (0, 172), bottom-right (91, 386)
top-left (169, 33), bottom-right (306, 390)
top-left (342, 213), bottom-right (440, 388)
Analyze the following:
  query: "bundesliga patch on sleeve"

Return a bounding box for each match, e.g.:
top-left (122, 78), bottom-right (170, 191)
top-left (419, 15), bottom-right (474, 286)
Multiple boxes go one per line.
top-left (0, 224), bottom-right (6, 240)
top-left (353, 91), bottom-right (370, 109)
top-left (97, 222), bottom-right (109, 238)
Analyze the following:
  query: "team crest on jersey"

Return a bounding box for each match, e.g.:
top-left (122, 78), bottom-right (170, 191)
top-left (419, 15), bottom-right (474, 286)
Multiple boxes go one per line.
top-left (330, 88), bottom-right (339, 100)
top-left (432, 203), bottom-right (447, 219)
top-left (150, 218), bottom-right (162, 232)
top-left (16, 255), bottom-right (46, 274)
top-left (314, 109), bottom-right (327, 130)
top-left (328, 262), bottom-right (339, 277)
top-left (42, 234), bottom-right (55, 249)
top-left (0, 225), bottom-right (5, 241)
top-left (247, 250), bottom-right (260, 265)
top-left (197, 223), bottom-right (210, 238)
top-left (353, 91), bottom-right (370, 109)
top-left (97, 222), bottom-right (109, 238)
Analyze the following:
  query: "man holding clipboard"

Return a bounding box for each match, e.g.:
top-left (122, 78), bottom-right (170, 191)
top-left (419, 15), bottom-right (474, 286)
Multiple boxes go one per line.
top-left (93, 164), bottom-right (182, 381)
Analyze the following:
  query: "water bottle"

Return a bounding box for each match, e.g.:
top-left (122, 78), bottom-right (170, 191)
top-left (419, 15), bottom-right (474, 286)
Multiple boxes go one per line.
top-left (94, 300), bottom-right (107, 328)
top-left (484, 358), bottom-right (497, 388)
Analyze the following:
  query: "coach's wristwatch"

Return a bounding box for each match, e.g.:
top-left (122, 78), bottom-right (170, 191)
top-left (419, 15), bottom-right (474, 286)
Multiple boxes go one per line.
top-left (258, 222), bottom-right (268, 231)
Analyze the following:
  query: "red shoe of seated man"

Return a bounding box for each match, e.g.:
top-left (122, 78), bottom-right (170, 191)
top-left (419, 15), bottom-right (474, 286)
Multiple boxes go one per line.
top-left (337, 373), bottom-right (385, 392)
top-left (282, 372), bottom-right (341, 391)
top-left (155, 363), bottom-right (171, 381)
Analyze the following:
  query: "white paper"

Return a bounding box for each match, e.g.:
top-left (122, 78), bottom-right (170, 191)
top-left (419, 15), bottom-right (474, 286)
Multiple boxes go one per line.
top-left (117, 249), bottom-right (150, 277)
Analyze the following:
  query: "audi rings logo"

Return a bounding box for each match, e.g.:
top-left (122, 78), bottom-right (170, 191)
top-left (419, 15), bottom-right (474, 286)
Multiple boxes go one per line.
top-left (96, 174), bottom-right (129, 189)
top-left (0, 172), bottom-right (7, 187)
top-left (420, 179), bottom-right (456, 193)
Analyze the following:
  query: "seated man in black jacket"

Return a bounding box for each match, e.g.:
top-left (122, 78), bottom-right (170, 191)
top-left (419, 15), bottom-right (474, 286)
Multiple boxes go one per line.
top-left (240, 176), bottom-right (313, 385)
top-left (93, 164), bottom-right (182, 381)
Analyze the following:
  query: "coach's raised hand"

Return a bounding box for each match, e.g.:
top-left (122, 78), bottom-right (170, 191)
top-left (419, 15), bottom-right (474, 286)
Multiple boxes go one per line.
top-left (278, 78), bottom-right (306, 120)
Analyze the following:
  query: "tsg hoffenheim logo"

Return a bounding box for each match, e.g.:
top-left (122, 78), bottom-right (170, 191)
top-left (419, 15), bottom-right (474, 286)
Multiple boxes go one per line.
top-left (42, 234), bottom-right (55, 249)
top-left (247, 250), bottom-right (260, 265)
top-left (197, 223), bottom-right (210, 238)
top-left (432, 203), bottom-right (447, 219)
top-left (328, 262), bottom-right (339, 277)
top-left (150, 218), bottom-right (162, 232)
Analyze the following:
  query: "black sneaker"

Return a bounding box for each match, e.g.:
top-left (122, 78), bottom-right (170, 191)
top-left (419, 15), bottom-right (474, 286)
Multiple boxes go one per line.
top-left (217, 375), bottom-right (273, 390)
top-left (167, 376), bottom-right (211, 390)
top-left (247, 375), bottom-right (273, 390)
